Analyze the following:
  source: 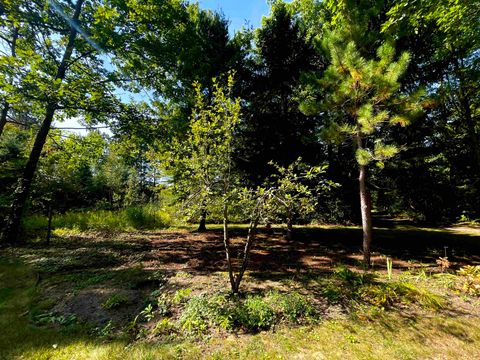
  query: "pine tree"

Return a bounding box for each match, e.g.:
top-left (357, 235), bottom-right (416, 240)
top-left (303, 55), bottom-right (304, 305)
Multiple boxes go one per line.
top-left (300, 31), bottom-right (423, 265)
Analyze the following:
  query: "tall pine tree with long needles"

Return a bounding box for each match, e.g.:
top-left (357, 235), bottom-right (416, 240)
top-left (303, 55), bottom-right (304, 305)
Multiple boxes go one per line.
top-left (300, 31), bottom-right (423, 265)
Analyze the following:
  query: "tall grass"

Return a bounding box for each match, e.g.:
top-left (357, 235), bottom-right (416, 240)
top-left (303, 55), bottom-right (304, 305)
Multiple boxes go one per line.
top-left (22, 204), bottom-right (174, 232)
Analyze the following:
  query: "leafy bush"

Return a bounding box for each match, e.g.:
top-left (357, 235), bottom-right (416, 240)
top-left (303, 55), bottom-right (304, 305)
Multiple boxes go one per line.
top-left (179, 293), bottom-right (233, 334)
top-left (177, 291), bottom-right (316, 335)
top-left (237, 295), bottom-right (276, 331)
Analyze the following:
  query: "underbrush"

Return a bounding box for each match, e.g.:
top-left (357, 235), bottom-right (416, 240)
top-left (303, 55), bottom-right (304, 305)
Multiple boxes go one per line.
top-left (140, 290), bottom-right (318, 338)
top-left (22, 204), bottom-right (175, 233)
top-left (318, 266), bottom-right (446, 315)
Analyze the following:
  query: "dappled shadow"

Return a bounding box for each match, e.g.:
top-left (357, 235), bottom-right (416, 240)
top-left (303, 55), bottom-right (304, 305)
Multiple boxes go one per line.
top-left (133, 225), bottom-right (480, 277)
top-left (10, 225), bottom-right (480, 281)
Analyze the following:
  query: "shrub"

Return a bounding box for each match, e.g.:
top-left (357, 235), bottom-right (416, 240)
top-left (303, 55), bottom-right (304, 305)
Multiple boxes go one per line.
top-left (179, 293), bottom-right (233, 334)
top-left (236, 295), bottom-right (275, 331)
top-left (177, 291), bottom-right (317, 335)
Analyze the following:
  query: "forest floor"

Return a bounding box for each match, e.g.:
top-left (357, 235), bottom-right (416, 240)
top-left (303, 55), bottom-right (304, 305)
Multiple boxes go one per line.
top-left (1, 222), bottom-right (480, 359)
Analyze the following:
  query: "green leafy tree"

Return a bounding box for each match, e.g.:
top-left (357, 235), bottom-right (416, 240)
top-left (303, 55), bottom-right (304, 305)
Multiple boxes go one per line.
top-left (300, 33), bottom-right (423, 265)
top-left (110, 1), bottom-right (247, 146)
top-left (265, 158), bottom-right (334, 240)
top-left (172, 74), bottom-right (277, 293)
top-left (172, 73), bottom-right (248, 292)
top-left (1, 0), bottom-right (119, 244)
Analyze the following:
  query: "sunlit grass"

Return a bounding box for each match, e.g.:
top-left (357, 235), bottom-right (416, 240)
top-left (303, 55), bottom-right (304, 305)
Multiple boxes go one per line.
top-left (1, 258), bottom-right (480, 359)
top-left (22, 205), bottom-right (175, 233)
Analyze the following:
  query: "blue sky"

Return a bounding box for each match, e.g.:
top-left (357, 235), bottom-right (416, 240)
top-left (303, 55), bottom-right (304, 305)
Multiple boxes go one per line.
top-left (197, 0), bottom-right (271, 33)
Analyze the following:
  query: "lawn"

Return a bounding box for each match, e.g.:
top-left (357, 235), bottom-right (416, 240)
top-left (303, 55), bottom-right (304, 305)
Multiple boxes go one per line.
top-left (1, 223), bottom-right (480, 359)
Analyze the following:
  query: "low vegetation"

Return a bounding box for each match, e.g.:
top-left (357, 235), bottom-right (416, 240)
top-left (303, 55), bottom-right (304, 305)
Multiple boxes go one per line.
top-left (1, 224), bottom-right (480, 359)
top-left (22, 205), bottom-right (174, 234)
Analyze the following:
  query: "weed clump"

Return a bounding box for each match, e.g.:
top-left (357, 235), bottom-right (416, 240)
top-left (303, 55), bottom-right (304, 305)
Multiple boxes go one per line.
top-left (319, 265), bottom-right (445, 311)
top-left (158, 291), bottom-right (319, 336)
top-left (102, 294), bottom-right (130, 309)
top-left (457, 265), bottom-right (480, 296)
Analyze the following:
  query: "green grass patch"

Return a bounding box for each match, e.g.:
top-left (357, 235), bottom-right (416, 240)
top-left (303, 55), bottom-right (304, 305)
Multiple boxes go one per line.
top-left (22, 204), bottom-right (174, 233)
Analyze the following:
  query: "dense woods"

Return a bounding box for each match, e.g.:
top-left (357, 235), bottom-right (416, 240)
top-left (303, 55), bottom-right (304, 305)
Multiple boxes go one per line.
top-left (2, 0), bottom-right (479, 248)
top-left (0, 1), bottom-right (479, 358)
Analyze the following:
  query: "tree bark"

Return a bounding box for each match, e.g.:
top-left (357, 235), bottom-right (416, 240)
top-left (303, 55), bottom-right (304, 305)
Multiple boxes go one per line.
top-left (0, 103), bottom-right (9, 137)
top-left (0, 26), bottom-right (18, 137)
top-left (356, 134), bottom-right (373, 266)
top-left (359, 164), bottom-right (373, 266)
top-left (232, 216), bottom-right (259, 293)
top-left (285, 214), bottom-right (293, 241)
top-left (222, 203), bottom-right (236, 292)
top-left (1, 0), bottom-right (85, 244)
top-left (45, 204), bottom-right (53, 245)
top-left (197, 208), bottom-right (207, 231)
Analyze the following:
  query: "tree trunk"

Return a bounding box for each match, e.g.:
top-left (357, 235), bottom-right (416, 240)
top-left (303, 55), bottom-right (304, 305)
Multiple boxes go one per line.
top-left (1, 0), bottom-right (85, 244)
top-left (197, 209), bottom-right (207, 232)
top-left (356, 133), bottom-right (373, 266)
top-left (0, 27), bottom-right (18, 137)
top-left (222, 204), bottom-right (236, 292)
top-left (285, 215), bottom-right (293, 241)
top-left (45, 204), bottom-right (53, 245)
top-left (358, 163), bottom-right (372, 266)
top-left (0, 103), bottom-right (10, 137)
top-left (232, 216), bottom-right (259, 293)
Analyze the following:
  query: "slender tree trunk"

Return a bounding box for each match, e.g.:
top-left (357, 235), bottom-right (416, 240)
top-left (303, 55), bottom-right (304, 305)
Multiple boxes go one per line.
top-left (198, 208), bottom-right (207, 232)
top-left (1, 0), bottom-right (85, 244)
top-left (222, 203), bottom-right (236, 291)
top-left (285, 214), bottom-right (293, 241)
top-left (356, 134), bottom-right (373, 266)
top-left (0, 103), bottom-right (10, 137)
top-left (359, 164), bottom-right (373, 266)
top-left (45, 204), bottom-right (53, 245)
top-left (232, 216), bottom-right (259, 293)
top-left (0, 27), bottom-right (18, 137)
